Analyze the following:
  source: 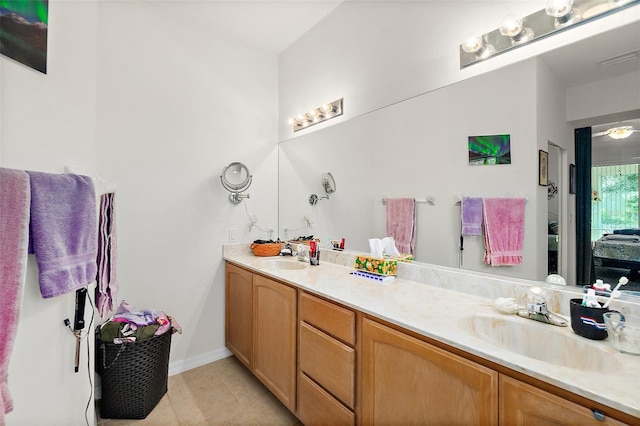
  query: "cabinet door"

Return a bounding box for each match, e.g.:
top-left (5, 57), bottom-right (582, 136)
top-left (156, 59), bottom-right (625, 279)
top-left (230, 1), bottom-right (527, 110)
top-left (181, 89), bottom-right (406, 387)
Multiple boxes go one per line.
top-left (253, 274), bottom-right (297, 412)
top-left (225, 263), bottom-right (253, 368)
top-left (361, 318), bottom-right (498, 425)
top-left (499, 376), bottom-right (627, 426)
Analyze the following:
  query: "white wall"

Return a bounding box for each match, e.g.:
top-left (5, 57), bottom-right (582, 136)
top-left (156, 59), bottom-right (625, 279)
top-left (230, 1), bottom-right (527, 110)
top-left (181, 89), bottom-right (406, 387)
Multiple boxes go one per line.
top-left (2, 2), bottom-right (99, 425)
top-left (2, 1), bottom-right (278, 424)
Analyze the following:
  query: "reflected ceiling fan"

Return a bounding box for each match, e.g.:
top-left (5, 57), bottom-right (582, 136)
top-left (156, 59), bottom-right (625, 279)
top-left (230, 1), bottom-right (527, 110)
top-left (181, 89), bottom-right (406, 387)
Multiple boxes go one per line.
top-left (592, 126), bottom-right (639, 140)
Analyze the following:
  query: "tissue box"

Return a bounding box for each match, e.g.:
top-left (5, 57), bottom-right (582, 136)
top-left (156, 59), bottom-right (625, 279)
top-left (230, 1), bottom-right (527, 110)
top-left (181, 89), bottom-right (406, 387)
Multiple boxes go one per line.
top-left (354, 254), bottom-right (413, 276)
top-left (354, 256), bottom-right (398, 276)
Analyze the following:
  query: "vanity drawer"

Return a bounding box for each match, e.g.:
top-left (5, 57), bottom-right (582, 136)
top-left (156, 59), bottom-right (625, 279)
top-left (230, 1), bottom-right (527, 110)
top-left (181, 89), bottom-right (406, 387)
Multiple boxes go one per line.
top-left (298, 372), bottom-right (355, 426)
top-left (299, 322), bottom-right (355, 408)
top-left (300, 292), bottom-right (356, 345)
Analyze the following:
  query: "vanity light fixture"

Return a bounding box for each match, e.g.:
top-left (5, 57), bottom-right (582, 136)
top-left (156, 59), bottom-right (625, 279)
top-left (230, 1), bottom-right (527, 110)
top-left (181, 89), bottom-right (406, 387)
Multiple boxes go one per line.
top-left (220, 162), bottom-right (252, 205)
top-left (289, 98), bottom-right (343, 132)
top-left (460, 0), bottom-right (640, 68)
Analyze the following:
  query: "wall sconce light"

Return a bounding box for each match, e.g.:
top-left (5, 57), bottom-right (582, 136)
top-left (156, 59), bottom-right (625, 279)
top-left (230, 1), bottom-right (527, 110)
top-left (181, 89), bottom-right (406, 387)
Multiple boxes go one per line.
top-left (289, 98), bottom-right (343, 132)
top-left (220, 162), bottom-right (252, 205)
top-left (460, 0), bottom-right (639, 68)
top-left (309, 172), bottom-right (337, 205)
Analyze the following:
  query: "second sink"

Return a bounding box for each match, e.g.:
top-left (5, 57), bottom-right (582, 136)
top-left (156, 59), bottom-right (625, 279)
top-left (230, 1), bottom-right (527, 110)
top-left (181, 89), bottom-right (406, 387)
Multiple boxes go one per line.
top-left (458, 314), bottom-right (620, 372)
top-left (258, 258), bottom-right (308, 271)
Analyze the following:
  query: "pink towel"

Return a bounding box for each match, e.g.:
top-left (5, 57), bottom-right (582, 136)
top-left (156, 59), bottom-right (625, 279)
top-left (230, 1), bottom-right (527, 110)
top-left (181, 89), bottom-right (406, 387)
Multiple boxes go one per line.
top-left (96, 192), bottom-right (118, 318)
top-left (27, 171), bottom-right (97, 298)
top-left (385, 198), bottom-right (416, 255)
top-left (0, 168), bottom-right (30, 421)
top-left (482, 197), bottom-right (526, 266)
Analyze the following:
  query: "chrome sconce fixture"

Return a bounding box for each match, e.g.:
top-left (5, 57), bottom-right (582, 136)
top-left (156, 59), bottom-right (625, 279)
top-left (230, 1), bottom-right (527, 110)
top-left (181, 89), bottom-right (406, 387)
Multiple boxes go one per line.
top-left (289, 99), bottom-right (343, 132)
top-left (460, 0), bottom-right (639, 68)
top-left (220, 162), bottom-right (252, 205)
top-left (309, 172), bottom-right (337, 205)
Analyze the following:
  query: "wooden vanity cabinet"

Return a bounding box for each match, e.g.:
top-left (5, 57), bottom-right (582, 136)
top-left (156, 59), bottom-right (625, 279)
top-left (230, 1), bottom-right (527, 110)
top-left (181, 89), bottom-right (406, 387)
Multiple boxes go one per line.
top-left (227, 262), bottom-right (635, 425)
top-left (361, 317), bottom-right (498, 425)
top-left (225, 263), bottom-right (253, 368)
top-left (297, 292), bottom-right (356, 426)
top-left (499, 376), bottom-right (627, 426)
top-left (225, 263), bottom-right (297, 413)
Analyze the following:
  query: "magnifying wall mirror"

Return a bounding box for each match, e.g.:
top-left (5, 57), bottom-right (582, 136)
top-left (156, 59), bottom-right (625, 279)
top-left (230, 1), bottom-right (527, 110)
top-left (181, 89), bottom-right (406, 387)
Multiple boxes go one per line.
top-left (309, 172), bottom-right (337, 205)
top-left (220, 162), bottom-right (252, 204)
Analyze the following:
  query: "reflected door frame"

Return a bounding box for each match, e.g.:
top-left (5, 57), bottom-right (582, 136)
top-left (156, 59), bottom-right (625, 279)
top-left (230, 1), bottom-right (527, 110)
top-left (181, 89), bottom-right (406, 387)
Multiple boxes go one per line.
top-left (575, 127), bottom-right (593, 286)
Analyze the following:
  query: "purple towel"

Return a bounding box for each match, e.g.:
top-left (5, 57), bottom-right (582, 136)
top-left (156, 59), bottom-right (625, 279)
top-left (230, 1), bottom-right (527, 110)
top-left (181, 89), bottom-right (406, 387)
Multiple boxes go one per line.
top-left (96, 192), bottom-right (118, 318)
top-left (27, 171), bottom-right (97, 299)
top-left (461, 197), bottom-right (483, 236)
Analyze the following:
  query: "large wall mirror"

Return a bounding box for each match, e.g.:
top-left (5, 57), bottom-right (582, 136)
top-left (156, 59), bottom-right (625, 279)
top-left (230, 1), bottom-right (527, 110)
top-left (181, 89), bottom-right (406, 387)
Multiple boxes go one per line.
top-left (278, 20), bottom-right (640, 294)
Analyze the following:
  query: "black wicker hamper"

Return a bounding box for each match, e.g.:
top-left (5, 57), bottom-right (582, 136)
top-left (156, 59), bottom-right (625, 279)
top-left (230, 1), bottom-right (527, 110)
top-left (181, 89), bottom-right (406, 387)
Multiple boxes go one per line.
top-left (98, 330), bottom-right (172, 419)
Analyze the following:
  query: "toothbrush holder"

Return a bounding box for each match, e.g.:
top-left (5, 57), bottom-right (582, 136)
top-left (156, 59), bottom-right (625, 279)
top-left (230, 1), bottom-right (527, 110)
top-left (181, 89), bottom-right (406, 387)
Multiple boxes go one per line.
top-left (569, 299), bottom-right (617, 340)
top-left (309, 251), bottom-right (320, 266)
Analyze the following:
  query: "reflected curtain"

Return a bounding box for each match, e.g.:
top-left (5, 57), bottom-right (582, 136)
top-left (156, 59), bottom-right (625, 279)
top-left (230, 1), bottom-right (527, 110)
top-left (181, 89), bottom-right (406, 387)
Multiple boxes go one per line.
top-left (575, 127), bottom-right (593, 286)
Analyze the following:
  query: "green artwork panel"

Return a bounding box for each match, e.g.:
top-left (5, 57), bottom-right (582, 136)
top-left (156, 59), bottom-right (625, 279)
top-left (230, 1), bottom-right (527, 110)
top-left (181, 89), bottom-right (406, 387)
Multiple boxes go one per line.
top-left (468, 134), bottom-right (511, 166)
top-left (0, 0), bottom-right (48, 73)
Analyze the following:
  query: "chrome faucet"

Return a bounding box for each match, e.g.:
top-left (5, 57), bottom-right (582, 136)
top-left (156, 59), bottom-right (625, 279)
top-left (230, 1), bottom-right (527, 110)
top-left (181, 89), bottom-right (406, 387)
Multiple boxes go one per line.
top-left (516, 287), bottom-right (568, 327)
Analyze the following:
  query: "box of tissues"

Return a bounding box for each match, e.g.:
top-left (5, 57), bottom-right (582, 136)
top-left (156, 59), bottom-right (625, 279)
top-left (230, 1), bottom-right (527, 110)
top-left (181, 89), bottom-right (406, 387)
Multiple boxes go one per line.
top-left (354, 256), bottom-right (398, 275)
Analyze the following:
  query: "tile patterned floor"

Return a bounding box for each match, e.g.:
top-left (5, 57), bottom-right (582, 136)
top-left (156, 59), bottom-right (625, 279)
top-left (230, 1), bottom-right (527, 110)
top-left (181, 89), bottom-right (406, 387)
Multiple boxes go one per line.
top-left (97, 355), bottom-right (302, 426)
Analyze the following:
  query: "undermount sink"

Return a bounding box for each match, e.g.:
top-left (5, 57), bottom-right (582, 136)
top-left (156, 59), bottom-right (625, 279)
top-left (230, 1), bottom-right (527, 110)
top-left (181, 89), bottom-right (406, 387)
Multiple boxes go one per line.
top-left (258, 258), bottom-right (308, 271)
top-left (458, 314), bottom-right (620, 372)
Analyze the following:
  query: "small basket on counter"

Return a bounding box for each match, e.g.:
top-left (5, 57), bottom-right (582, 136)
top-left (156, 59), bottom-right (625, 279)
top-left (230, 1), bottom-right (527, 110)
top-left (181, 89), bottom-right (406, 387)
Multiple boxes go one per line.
top-left (250, 240), bottom-right (282, 257)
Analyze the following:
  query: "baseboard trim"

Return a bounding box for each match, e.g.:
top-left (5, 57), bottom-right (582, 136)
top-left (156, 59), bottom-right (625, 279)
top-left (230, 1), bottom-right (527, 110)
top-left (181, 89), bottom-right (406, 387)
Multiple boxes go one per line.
top-left (168, 347), bottom-right (233, 376)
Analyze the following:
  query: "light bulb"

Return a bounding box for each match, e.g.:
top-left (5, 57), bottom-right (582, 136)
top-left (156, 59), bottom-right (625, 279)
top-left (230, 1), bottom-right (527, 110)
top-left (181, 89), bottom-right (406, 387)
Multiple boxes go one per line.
top-left (461, 36), bottom-right (484, 53)
top-left (322, 103), bottom-right (335, 114)
top-left (500, 14), bottom-right (523, 37)
top-left (545, 0), bottom-right (573, 18)
top-left (500, 14), bottom-right (534, 44)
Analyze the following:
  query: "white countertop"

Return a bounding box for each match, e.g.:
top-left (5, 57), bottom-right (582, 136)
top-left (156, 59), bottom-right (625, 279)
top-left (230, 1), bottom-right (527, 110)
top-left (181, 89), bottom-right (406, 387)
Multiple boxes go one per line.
top-left (224, 247), bottom-right (640, 420)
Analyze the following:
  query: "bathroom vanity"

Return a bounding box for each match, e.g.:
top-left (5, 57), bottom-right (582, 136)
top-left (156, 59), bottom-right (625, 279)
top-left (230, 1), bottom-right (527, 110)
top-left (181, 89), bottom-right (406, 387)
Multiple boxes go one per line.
top-left (224, 245), bottom-right (640, 425)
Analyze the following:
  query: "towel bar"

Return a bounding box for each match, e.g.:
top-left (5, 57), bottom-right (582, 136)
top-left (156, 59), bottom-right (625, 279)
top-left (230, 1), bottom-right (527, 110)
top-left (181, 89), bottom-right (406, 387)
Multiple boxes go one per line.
top-left (381, 196), bottom-right (435, 206)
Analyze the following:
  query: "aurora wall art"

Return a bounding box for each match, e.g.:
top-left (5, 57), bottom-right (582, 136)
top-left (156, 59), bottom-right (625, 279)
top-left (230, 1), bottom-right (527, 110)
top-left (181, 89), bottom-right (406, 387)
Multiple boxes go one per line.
top-left (468, 134), bottom-right (511, 166)
top-left (0, 0), bottom-right (48, 73)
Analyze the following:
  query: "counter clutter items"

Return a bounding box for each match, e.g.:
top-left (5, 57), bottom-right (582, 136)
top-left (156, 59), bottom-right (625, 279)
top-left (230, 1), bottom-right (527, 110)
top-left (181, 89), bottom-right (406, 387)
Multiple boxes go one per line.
top-left (223, 243), bottom-right (640, 424)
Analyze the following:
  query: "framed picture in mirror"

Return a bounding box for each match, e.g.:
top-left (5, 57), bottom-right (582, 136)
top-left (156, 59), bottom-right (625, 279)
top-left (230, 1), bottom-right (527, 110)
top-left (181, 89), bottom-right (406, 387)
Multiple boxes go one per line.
top-left (539, 150), bottom-right (548, 186)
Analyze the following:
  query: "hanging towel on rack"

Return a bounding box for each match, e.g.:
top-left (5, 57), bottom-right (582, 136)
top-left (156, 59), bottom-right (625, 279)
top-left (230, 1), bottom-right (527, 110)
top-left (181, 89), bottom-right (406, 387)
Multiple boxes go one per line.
top-left (0, 168), bottom-right (30, 421)
top-left (96, 192), bottom-right (118, 318)
top-left (461, 197), bottom-right (483, 236)
top-left (27, 171), bottom-right (97, 298)
top-left (385, 198), bottom-right (416, 255)
top-left (482, 197), bottom-right (526, 266)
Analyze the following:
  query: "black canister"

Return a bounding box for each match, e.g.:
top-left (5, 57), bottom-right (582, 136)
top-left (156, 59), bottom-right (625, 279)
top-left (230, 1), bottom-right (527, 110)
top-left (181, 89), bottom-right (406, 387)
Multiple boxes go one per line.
top-left (569, 298), bottom-right (612, 340)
